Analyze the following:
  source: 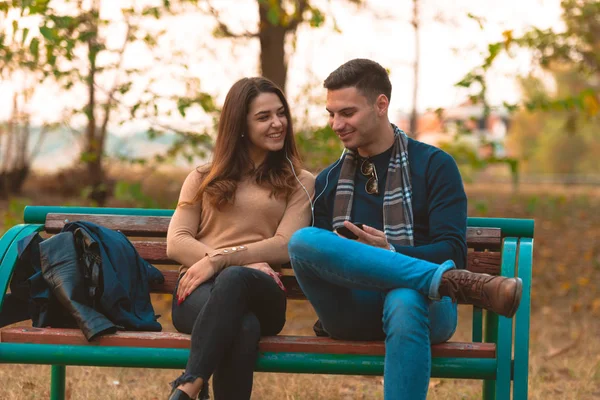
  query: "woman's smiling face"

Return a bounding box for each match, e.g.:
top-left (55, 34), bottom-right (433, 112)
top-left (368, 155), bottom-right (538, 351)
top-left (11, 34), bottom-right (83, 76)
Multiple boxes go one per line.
top-left (246, 92), bottom-right (288, 164)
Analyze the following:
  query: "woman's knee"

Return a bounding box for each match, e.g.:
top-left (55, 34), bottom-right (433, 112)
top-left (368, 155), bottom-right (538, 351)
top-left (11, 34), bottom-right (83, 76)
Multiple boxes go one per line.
top-left (214, 266), bottom-right (252, 288)
top-left (172, 281), bottom-right (211, 334)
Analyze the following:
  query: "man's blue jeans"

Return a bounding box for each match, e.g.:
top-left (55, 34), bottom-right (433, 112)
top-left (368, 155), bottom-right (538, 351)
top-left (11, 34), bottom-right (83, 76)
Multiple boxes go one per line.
top-left (288, 227), bottom-right (457, 400)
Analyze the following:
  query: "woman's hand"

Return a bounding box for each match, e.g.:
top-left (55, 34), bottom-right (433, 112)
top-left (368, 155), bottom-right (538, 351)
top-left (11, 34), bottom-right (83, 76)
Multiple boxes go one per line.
top-left (341, 221), bottom-right (391, 250)
top-left (177, 257), bottom-right (217, 304)
top-left (245, 262), bottom-right (286, 292)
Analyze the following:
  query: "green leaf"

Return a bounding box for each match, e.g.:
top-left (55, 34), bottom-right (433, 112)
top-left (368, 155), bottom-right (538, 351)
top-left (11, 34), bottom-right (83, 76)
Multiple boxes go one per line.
top-left (177, 98), bottom-right (189, 117)
top-left (142, 6), bottom-right (161, 19)
top-left (455, 73), bottom-right (475, 88)
top-left (502, 101), bottom-right (519, 113)
top-left (267, 7), bottom-right (280, 25)
top-left (40, 26), bottom-right (58, 41)
top-left (78, 29), bottom-right (96, 43)
top-left (198, 93), bottom-right (216, 112)
top-left (45, 44), bottom-right (56, 66)
top-left (483, 42), bottom-right (502, 68)
top-left (21, 27), bottom-right (30, 44)
top-left (29, 37), bottom-right (39, 61)
top-left (131, 103), bottom-right (141, 118)
top-left (467, 13), bottom-right (485, 30)
top-left (117, 81), bottom-right (133, 95)
top-left (29, 0), bottom-right (50, 14)
top-left (80, 151), bottom-right (98, 163)
top-left (309, 8), bottom-right (325, 28)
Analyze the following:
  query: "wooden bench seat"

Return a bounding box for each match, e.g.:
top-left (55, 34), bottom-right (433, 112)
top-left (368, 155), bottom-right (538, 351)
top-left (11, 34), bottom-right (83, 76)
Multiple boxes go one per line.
top-left (0, 327), bottom-right (497, 358)
top-left (0, 206), bottom-right (534, 400)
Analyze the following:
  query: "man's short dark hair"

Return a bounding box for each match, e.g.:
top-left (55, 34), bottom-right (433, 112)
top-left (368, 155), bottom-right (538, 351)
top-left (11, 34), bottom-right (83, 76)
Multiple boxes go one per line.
top-left (324, 59), bottom-right (392, 102)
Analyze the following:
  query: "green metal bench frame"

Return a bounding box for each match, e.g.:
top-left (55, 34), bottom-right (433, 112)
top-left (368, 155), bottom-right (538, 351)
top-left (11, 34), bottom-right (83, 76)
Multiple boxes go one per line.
top-left (0, 206), bottom-right (534, 399)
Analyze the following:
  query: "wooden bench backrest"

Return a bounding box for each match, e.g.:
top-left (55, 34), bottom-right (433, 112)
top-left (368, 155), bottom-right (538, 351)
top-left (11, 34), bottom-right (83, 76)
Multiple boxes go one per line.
top-left (45, 213), bottom-right (503, 301)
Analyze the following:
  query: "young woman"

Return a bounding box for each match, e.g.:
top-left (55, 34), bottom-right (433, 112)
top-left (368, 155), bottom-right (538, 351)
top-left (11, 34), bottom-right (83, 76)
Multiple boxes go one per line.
top-left (166, 77), bottom-right (315, 400)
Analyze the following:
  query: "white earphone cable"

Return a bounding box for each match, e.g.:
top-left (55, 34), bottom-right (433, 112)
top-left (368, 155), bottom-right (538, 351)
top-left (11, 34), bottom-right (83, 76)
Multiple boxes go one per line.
top-left (286, 149), bottom-right (345, 227)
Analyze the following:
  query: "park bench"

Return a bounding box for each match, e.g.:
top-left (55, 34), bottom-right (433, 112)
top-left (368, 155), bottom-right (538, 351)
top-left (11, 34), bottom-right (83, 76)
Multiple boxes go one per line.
top-left (0, 206), bottom-right (534, 399)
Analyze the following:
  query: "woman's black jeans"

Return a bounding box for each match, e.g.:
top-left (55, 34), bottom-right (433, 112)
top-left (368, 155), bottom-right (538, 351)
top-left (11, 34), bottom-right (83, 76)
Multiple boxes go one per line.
top-left (171, 266), bottom-right (287, 400)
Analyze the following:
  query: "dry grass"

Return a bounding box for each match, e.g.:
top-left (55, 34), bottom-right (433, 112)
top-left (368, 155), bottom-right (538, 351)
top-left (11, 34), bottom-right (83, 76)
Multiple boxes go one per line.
top-left (1, 179), bottom-right (600, 399)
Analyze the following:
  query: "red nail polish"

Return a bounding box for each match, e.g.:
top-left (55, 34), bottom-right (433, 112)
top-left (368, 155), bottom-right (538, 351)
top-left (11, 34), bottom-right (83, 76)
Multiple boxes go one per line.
top-left (178, 298), bottom-right (183, 306)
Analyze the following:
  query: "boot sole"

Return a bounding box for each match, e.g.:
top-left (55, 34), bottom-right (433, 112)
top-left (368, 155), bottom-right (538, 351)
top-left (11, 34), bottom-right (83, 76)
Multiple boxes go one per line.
top-left (505, 277), bottom-right (523, 318)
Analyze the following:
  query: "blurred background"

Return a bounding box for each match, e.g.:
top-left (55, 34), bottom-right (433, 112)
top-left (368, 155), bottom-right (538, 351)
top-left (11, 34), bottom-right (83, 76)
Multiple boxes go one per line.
top-left (0, 0), bottom-right (599, 398)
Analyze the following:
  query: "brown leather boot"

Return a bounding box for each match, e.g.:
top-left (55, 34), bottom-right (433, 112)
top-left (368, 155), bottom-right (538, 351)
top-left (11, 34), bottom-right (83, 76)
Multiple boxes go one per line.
top-left (439, 269), bottom-right (523, 318)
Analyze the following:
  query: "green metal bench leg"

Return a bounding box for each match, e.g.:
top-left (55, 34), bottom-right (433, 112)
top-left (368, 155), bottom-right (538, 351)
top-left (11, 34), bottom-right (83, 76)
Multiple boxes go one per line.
top-left (483, 311), bottom-right (498, 400)
top-left (495, 238), bottom-right (517, 399)
top-left (51, 365), bottom-right (66, 400)
top-left (513, 238), bottom-right (533, 400)
top-left (483, 238), bottom-right (518, 400)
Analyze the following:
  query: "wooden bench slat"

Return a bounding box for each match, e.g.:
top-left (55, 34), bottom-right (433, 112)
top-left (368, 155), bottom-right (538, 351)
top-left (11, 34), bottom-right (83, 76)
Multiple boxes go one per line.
top-left (45, 213), bottom-right (502, 248)
top-left (0, 328), bottom-right (496, 359)
top-left (133, 241), bottom-right (176, 264)
top-left (148, 252), bottom-right (503, 299)
top-left (133, 241), bottom-right (502, 275)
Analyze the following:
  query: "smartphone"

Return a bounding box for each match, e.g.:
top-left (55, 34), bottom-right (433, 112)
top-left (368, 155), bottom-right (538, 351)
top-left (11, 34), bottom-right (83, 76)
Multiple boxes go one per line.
top-left (335, 223), bottom-right (365, 240)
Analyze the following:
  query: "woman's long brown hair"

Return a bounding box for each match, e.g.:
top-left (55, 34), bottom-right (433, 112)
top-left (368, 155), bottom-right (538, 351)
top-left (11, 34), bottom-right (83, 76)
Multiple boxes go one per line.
top-left (189, 77), bottom-right (303, 209)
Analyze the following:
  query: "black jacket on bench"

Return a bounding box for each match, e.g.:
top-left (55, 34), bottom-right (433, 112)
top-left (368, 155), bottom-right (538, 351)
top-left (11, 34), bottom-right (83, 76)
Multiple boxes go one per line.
top-left (5, 221), bottom-right (164, 340)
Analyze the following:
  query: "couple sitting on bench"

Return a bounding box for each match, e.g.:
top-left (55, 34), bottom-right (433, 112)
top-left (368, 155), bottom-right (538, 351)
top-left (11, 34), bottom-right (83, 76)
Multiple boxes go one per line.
top-left (166, 58), bottom-right (522, 400)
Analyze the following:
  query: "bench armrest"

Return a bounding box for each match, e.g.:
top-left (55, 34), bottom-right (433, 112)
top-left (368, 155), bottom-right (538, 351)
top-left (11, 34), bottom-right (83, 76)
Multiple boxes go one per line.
top-left (0, 224), bottom-right (44, 311)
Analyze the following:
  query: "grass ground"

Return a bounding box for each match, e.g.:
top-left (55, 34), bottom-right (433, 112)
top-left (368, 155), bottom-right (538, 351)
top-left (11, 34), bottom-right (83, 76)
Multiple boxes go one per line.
top-left (1, 175), bottom-right (599, 399)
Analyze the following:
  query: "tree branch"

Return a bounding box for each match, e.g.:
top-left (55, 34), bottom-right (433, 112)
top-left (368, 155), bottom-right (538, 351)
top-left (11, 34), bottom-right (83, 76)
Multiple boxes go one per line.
top-left (98, 19), bottom-right (132, 146)
top-left (287, 0), bottom-right (310, 32)
top-left (206, 1), bottom-right (258, 38)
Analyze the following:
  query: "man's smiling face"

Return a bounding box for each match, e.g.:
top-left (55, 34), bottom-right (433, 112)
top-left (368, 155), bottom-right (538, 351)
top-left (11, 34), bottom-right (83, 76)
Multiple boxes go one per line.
top-left (326, 86), bottom-right (380, 154)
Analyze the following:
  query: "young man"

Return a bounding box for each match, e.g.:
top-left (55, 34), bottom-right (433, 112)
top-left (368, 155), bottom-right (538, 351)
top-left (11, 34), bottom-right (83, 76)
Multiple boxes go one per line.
top-left (288, 59), bottom-right (522, 399)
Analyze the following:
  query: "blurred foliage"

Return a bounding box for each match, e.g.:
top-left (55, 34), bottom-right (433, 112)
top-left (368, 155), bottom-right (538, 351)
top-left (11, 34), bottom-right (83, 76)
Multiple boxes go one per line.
top-left (439, 135), bottom-right (519, 187)
top-left (113, 181), bottom-right (161, 209)
top-left (0, 197), bottom-right (28, 234)
top-left (459, 0), bottom-right (600, 120)
top-left (508, 68), bottom-right (600, 175)
top-left (0, 0), bottom-right (220, 204)
top-left (0, 0), bottom-right (367, 204)
top-left (450, 0), bottom-right (600, 184)
top-left (296, 124), bottom-right (344, 173)
top-left (0, 1), bottom-right (58, 196)
top-left (208, 0), bottom-right (364, 92)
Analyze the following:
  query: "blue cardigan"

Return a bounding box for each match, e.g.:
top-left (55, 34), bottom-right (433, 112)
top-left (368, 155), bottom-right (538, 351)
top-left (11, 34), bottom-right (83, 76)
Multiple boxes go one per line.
top-left (313, 137), bottom-right (468, 268)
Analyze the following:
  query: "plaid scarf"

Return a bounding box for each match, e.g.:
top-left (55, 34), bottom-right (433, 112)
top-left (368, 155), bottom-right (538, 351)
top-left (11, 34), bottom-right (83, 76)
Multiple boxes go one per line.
top-left (332, 124), bottom-right (414, 246)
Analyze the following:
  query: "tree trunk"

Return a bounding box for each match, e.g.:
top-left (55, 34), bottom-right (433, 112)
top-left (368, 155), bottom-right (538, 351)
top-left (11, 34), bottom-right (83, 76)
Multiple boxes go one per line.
top-left (409, 0), bottom-right (420, 138)
top-left (84, 28), bottom-right (108, 205)
top-left (0, 92), bottom-right (31, 197)
top-left (258, 2), bottom-right (288, 93)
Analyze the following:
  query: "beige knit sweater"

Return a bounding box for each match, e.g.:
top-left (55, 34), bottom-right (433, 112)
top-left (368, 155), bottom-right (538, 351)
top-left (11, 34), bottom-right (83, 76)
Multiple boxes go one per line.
top-left (166, 168), bottom-right (315, 273)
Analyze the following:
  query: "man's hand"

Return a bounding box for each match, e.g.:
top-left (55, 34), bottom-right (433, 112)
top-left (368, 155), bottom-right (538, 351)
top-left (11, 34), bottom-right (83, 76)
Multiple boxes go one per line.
top-left (245, 262), bottom-right (286, 292)
top-left (177, 257), bottom-right (216, 303)
top-left (342, 221), bottom-right (391, 250)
